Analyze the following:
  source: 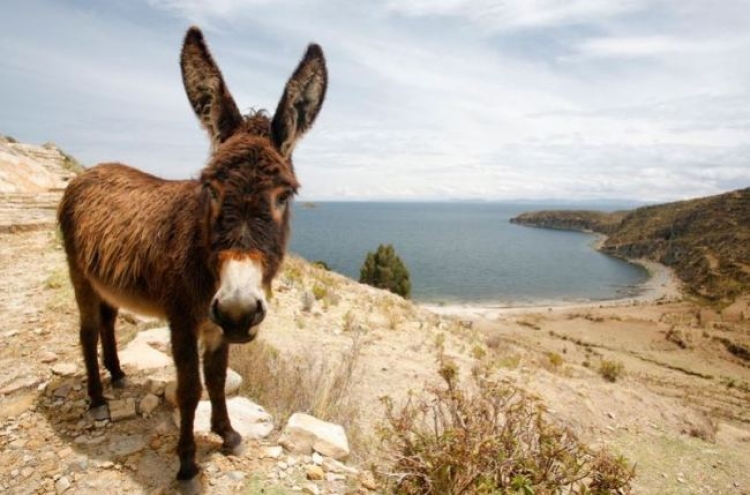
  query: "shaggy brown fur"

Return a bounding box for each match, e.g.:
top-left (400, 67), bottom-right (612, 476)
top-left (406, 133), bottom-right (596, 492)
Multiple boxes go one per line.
top-left (57, 26), bottom-right (327, 485)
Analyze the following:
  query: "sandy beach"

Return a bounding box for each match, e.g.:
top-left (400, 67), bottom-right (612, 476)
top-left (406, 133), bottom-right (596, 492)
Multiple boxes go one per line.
top-left (422, 257), bottom-right (682, 319)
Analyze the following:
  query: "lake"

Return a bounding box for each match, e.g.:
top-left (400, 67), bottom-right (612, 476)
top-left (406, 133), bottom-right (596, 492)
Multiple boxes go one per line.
top-left (289, 202), bottom-right (648, 306)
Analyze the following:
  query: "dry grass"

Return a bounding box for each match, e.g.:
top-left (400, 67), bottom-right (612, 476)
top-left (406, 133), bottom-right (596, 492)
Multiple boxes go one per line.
top-left (230, 335), bottom-right (363, 445)
top-left (599, 359), bottom-right (625, 382)
top-left (378, 358), bottom-right (635, 494)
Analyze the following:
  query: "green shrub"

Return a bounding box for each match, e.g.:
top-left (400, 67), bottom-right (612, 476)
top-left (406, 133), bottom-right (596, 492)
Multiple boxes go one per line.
top-left (359, 244), bottom-right (411, 298)
top-left (312, 284), bottom-right (328, 301)
top-left (379, 360), bottom-right (634, 494)
top-left (312, 260), bottom-right (330, 270)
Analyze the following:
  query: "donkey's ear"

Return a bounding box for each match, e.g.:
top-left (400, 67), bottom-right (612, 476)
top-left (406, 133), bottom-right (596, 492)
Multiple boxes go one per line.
top-left (271, 44), bottom-right (327, 158)
top-left (181, 26), bottom-right (243, 148)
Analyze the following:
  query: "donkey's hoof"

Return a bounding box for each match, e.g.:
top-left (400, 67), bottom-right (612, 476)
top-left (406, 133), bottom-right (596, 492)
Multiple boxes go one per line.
top-left (112, 376), bottom-right (129, 389)
top-left (88, 404), bottom-right (110, 421)
top-left (221, 430), bottom-right (244, 456)
top-left (176, 476), bottom-right (202, 495)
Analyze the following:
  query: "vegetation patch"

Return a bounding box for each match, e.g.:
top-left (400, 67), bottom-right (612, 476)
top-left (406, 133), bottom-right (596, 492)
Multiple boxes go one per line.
top-left (360, 243), bottom-right (411, 298)
top-left (598, 359), bottom-right (625, 382)
top-left (231, 337), bottom-right (362, 439)
top-left (378, 359), bottom-right (634, 494)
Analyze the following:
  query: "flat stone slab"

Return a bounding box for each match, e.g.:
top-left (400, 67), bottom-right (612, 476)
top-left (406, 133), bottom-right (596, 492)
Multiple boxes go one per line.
top-left (119, 327), bottom-right (172, 370)
top-left (172, 397), bottom-right (273, 439)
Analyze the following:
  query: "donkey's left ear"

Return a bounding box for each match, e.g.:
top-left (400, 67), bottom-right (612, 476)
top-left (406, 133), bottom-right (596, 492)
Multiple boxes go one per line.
top-left (271, 44), bottom-right (327, 158)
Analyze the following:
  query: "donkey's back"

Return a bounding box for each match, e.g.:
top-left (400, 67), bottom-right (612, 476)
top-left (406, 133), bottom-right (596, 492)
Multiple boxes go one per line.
top-left (58, 162), bottom-right (204, 317)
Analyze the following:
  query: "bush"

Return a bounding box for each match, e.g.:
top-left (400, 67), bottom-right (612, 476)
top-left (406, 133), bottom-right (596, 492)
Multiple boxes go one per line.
top-left (360, 244), bottom-right (412, 298)
top-left (599, 359), bottom-right (625, 382)
top-left (379, 360), bottom-right (634, 495)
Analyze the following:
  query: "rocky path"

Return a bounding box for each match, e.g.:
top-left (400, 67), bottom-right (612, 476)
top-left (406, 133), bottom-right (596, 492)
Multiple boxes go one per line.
top-left (0, 200), bottom-right (371, 494)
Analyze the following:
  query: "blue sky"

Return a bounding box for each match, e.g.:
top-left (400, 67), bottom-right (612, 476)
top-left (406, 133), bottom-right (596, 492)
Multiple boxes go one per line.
top-left (2, 0), bottom-right (749, 202)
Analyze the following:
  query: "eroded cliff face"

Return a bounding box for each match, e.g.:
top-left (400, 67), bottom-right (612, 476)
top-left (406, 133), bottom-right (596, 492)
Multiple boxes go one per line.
top-left (0, 135), bottom-right (82, 194)
top-left (0, 135), bottom-right (84, 233)
top-left (512, 188), bottom-right (750, 301)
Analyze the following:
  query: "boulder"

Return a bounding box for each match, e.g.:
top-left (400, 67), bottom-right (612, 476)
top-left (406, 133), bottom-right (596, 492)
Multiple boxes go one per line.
top-left (278, 413), bottom-right (350, 460)
top-left (119, 327), bottom-right (172, 370)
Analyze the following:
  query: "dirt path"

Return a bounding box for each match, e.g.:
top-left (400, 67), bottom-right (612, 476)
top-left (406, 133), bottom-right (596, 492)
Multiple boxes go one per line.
top-left (0, 209), bottom-right (284, 494)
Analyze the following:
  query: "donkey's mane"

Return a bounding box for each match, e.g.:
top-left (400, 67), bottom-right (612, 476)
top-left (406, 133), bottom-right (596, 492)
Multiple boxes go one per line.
top-left (239, 109), bottom-right (272, 138)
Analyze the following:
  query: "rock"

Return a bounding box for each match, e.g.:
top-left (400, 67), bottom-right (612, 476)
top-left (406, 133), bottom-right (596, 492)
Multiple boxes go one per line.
top-left (226, 471), bottom-right (245, 481)
top-left (164, 381), bottom-right (177, 407)
top-left (306, 465), bottom-right (325, 481)
top-left (108, 434), bottom-right (146, 457)
top-left (139, 394), bottom-right (159, 416)
top-left (301, 483), bottom-right (320, 495)
top-left (119, 327), bottom-right (173, 370)
top-left (145, 374), bottom-right (171, 396)
top-left (172, 397), bottom-right (273, 438)
top-left (359, 471), bottom-right (378, 490)
top-left (55, 476), bottom-right (71, 494)
top-left (322, 457), bottom-right (359, 475)
top-left (224, 368), bottom-right (243, 395)
top-left (51, 363), bottom-right (77, 376)
top-left (53, 384), bottom-right (71, 398)
top-left (109, 398), bottom-right (136, 422)
top-left (198, 367), bottom-right (244, 400)
top-left (279, 413), bottom-right (350, 460)
top-left (261, 446), bottom-right (284, 459)
top-left (311, 452), bottom-right (323, 465)
top-left (40, 351), bottom-right (59, 363)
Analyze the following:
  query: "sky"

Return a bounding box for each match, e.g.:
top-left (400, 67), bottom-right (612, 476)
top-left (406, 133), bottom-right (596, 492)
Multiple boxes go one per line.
top-left (1, 0), bottom-right (749, 202)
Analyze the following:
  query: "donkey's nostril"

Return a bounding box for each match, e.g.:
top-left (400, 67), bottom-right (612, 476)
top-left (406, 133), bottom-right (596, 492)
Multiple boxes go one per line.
top-left (251, 299), bottom-right (267, 327)
top-left (209, 299), bottom-right (221, 325)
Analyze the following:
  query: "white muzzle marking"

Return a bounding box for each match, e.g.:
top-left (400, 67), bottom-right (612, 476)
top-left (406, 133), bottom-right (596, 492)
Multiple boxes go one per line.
top-left (215, 257), bottom-right (266, 323)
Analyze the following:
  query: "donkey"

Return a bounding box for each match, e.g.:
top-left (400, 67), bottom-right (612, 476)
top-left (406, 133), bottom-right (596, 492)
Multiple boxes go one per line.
top-left (57, 26), bottom-right (327, 484)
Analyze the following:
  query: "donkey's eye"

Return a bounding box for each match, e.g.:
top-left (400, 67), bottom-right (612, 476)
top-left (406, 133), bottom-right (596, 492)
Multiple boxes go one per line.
top-left (275, 191), bottom-right (292, 210)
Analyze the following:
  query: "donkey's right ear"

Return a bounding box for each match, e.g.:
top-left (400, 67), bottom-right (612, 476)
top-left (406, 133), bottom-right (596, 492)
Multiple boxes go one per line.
top-left (181, 26), bottom-right (242, 149)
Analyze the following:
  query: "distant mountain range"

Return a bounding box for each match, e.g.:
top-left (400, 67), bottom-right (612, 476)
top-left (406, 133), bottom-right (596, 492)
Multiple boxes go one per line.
top-left (511, 188), bottom-right (750, 302)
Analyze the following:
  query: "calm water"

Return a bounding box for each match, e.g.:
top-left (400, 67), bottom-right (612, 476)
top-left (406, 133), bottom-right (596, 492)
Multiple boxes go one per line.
top-left (289, 202), bottom-right (648, 305)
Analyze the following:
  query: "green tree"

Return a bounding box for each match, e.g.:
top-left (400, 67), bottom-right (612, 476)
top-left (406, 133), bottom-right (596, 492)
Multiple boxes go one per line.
top-left (359, 244), bottom-right (411, 298)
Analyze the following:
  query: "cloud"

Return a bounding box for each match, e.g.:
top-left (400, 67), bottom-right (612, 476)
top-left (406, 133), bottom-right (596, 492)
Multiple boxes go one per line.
top-left (574, 34), bottom-right (738, 58)
top-left (384, 0), bottom-right (649, 31)
top-left (1, 0), bottom-right (748, 202)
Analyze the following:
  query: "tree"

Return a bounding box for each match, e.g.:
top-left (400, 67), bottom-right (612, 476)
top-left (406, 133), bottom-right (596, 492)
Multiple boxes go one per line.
top-left (359, 244), bottom-right (411, 298)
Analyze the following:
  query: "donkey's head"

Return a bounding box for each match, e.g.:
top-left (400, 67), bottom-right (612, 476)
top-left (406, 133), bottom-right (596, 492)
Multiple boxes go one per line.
top-left (181, 27), bottom-right (327, 343)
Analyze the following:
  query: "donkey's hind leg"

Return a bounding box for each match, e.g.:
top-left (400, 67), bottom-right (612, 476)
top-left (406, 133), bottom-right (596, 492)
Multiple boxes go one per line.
top-left (68, 266), bottom-right (108, 419)
top-left (100, 302), bottom-right (127, 388)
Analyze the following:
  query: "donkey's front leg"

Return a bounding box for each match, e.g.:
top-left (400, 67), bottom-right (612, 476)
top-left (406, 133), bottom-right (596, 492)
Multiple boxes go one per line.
top-left (203, 341), bottom-right (242, 454)
top-left (171, 325), bottom-right (202, 482)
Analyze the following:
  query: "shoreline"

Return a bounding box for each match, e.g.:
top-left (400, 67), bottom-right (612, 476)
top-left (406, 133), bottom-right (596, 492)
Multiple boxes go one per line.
top-left (421, 258), bottom-right (682, 319)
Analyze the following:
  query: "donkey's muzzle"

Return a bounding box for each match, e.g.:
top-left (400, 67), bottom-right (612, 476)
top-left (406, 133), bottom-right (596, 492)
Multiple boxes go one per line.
top-left (209, 298), bottom-right (266, 343)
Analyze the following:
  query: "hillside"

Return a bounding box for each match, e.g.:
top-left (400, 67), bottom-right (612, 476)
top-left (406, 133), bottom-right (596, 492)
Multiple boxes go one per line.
top-left (0, 136), bottom-right (749, 494)
top-left (510, 209), bottom-right (627, 234)
top-left (0, 135), bottom-right (83, 233)
top-left (511, 188), bottom-right (750, 301)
